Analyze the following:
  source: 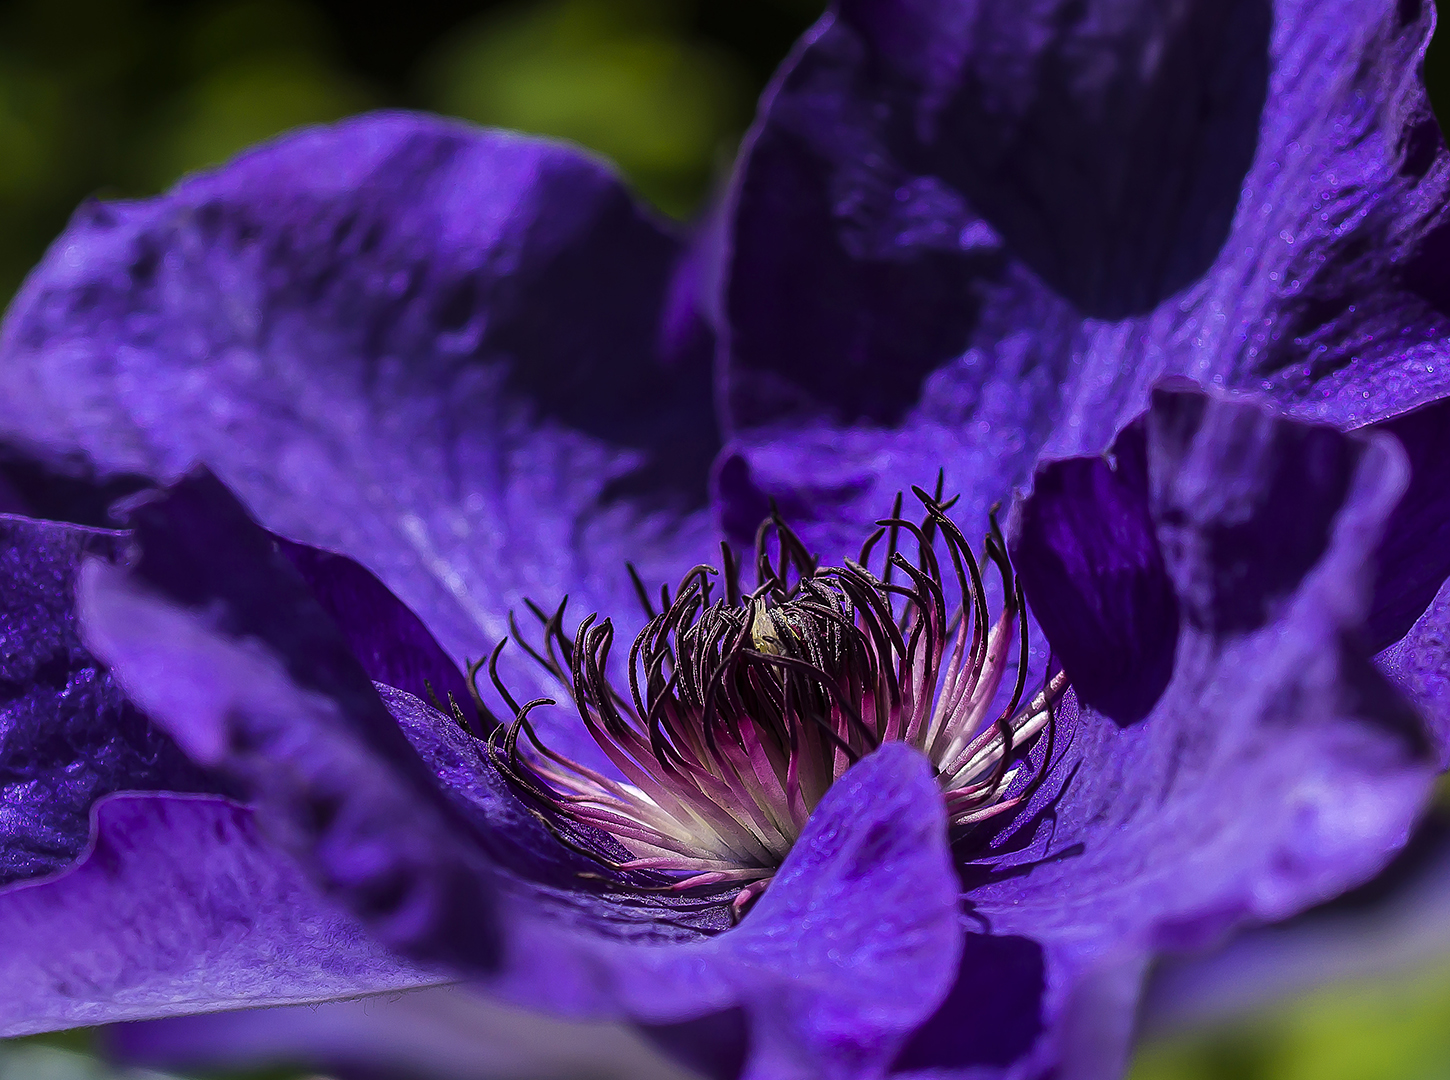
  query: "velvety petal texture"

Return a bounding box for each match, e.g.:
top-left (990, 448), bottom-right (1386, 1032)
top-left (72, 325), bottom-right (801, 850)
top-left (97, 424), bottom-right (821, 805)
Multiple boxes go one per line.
top-left (273, 534), bottom-right (479, 730)
top-left (79, 472), bottom-right (506, 973)
top-left (718, 0), bottom-right (1450, 600)
top-left (1005, 419), bottom-right (1176, 725)
top-left (75, 469), bottom-right (964, 1078)
top-left (0, 515), bottom-right (213, 885)
top-left (973, 388), bottom-right (1435, 1080)
top-left (1362, 398), bottom-right (1450, 648)
top-left (0, 793), bottom-right (446, 1036)
top-left (0, 110), bottom-right (719, 763)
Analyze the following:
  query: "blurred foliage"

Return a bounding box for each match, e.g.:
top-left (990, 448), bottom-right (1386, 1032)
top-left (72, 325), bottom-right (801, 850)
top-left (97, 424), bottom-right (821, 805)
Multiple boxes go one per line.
top-left (133, 0), bottom-right (374, 192)
top-left (0, 0), bottom-right (823, 301)
top-left (1132, 959), bottom-right (1450, 1080)
top-left (0, 1040), bottom-right (178, 1080)
top-left (8, 1030), bottom-right (305, 1080)
top-left (422, 0), bottom-right (750, 215)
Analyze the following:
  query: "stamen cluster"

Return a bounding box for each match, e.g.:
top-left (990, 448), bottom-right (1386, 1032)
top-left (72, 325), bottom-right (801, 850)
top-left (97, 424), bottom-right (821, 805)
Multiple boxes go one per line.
top-left (477, 487), bottom-right (1066, 919)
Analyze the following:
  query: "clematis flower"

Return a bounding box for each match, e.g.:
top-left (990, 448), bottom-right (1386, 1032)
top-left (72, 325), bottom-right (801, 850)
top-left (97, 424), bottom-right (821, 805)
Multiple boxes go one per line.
top-left (2, 2), bottom-right (1450, 1080)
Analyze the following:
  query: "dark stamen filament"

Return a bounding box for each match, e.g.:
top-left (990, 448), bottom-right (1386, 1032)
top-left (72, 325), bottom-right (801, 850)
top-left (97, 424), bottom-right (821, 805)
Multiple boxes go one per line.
top-left (482, 488), bottom-right (1067, 920)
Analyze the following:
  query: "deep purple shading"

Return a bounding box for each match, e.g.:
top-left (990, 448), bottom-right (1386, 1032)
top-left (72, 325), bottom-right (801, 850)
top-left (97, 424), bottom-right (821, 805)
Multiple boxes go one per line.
top-left (843, 0), bottom-right (1269, 319)
top-left (1009, 419), bottom-right (1178, 725)
top-left (1377, 574), bottom-right (1450, 763)
top-left (890, 932), bottom-right (1044, 1073)
top-left (273, 535), bottom-right (479, 731)
top-left (81, 470), bottom-right (505, 972)
top-left (0, 444), bottom-right (151, 528)
top-left (547, 742), bottom-right (962, 1077)
top-left (724, 16), bottom-right (1006, 431)
top-left (395, 714), bottom-right (964, 1075)
top-left (958, 389), bottom-right (1434, 1078)
top-left (724, 0), bottom-right (1269, 431)
top-left (373, 684), bottom-right (654, 904)
top-left (0, 112), bottom-right (720, 772)
top-left (1365, 397), bottom-right (1450, 650)
top-left (712, 449), bottom-right (846, 552)
top-left (0, 793), bottom-right (444, 1036)
top-left (348, 688), bottom-right (965, 1077)
top-left (637, 1009), bottom-right (750, 1080)
top-left (1014, 384), bottom-right (1450, 733)
top-left (0, 515), bottom-right (215, 886)
top-left (0, 3), bottom-right (1439, 1072)
top-left (717, 0), bottom-right (1450, 630)
top-left (1149, 388), bottom-right (1359, 635)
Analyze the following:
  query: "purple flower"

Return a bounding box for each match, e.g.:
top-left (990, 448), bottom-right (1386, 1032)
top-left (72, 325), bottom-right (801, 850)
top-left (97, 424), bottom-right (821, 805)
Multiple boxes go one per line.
top-left (1, 2), bottom-right (1449, 1078)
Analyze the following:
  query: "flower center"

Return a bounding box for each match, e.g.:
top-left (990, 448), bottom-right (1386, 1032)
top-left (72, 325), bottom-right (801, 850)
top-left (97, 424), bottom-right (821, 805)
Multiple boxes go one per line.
top-left (477, 485), bottom-right (1066, 920)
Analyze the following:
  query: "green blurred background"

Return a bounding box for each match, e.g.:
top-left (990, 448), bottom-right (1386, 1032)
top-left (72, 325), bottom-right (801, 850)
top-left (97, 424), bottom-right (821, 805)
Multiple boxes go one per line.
top-left (4, 0), bottom-right (1450, 1077)
top-left (0, 0), bottom-right (825, 302)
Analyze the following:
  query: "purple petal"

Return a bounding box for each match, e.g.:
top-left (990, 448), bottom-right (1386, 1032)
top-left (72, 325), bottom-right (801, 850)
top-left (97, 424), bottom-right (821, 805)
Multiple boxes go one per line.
top-left (70, 469), bottom-right (961, 1074)
top-left (1015, 390), bottom-right (1450, 754)
top-left (704, 743), bottom-right (960, 1076)
top-left (77, 469), bottom-right (706, 938)
top-left (1008, 419), bottom-right (1177, 725)
top-left (0, 792), bottom-right (444, 1036)
top-left (109, 986), bottom-right (692, 1080)
top-left (0, 447), bottom-right (150, 527)
top-left (375, 683), bottom-right (613, 894)
top-left (890, 932), bottom-right (1045, 1072)
top-left (0, 514), bottom-right (215, 886)
top-left (79, 470), bottom-right (506, 972)
top-left (0, 111), bottom-right (719, 765)
top-left (1364, 397), bottom-right (1450, 650)
top-left (500, 742), bottom-right (963, 1079)
top-left (718, 0), bottom-right (1450, 589)
top-left (964, 389), bottom-right (1436, 1078)
top-left (273, 534), bottom-right (478, 730)
top-left (840, 0), bottom-right (1268, 321)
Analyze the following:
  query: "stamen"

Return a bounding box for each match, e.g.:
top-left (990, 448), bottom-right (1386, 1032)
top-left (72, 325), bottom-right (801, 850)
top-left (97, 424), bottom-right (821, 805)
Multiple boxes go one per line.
top-left (486, 487), bottom-right (1068, 921)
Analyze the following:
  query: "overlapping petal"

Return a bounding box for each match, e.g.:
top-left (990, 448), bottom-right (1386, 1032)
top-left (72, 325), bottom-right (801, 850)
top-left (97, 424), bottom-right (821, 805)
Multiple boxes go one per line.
top-left (78, 472), bottom-right (509, 971)
top-left (0, 507), bottom-right (456, 1034)
top-left (1377, 574), bottom-right (1450, 762)
top-left (1140, 810), bottom-right (1450, 1035)
top-left (0, 515), bottom-right (214, 885)
top-left (974, 388), bottom-right (1436, 1079)
top-left (0, 110), bottom-right (720, 764)
top-left (718, 0), bottom-right (1450, 609)
top-left (0, 792), bottom-right (446, 1036)
top-left (72, 468), bottom-right (964, 1076)
top-left (0, 3), bottom-right (1443, 1076)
